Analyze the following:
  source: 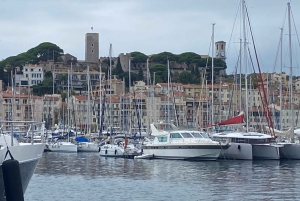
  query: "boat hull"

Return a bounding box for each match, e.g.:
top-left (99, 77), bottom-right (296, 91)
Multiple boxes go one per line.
top-left (219, 143), bottom-right (252, 160)
top-left (252, 144), bottom-right (282, 160)
top-left (142, 145), bottom-right (227, 161)
top-left (99, 145), bottom-right (124, 157)
top-left (279, 143), bottom-right (300, 159)
top-left (46, 142), bottom-right (77, 153)
top-left (77, 142), bottom-right (100, 152)
top-left (0, 143), bottom-right (45, 201)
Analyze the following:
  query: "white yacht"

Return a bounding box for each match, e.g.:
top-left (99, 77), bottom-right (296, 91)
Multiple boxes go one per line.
top-left (46, 140), bottom-right (77, 153)
top-left (0, 121), bottom-right (45, 200)
top-left (77, 136), bottom-right (100, 152)
top-left (211, 132), bottom-right (283, 160)
top-left (99, 138), bottom-right (141, 157)
top-left (77, 142), bottom-right (100, 152)
top-left (136, 124), bottom-right (229, 160)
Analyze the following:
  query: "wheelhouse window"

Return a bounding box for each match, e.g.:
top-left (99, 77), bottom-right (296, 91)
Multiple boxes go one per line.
top-left (190, 132), bottom-right (209, 138)
top-left (170, 133), bottom-right (182, 138)
top-left (181, 132), bottom-right (193, 138)
top-left (157, 136), bottom-right (167, 142)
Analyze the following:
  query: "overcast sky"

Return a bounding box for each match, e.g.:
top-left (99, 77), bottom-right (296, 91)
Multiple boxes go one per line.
top-left (1, 0), bottom-right (300, 74)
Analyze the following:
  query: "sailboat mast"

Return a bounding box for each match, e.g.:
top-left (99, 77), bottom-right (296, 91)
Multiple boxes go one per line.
top-left (109, 44), bottom-right (112, 134)
top-left (67, 69), bottom-right (70, 141)
top-left (167, 59), bottom-right (170, 123)
top-left (242, 0), bottom-right (249, 132)
top-left (211, 23), bottom-right (215, 125)
top-left (87, 66), bottom-right (91, 135)
top-left (279, 27), bottom-right (283, 130)
top-left (11, 70), bottom-right (14, 146)
top-left (129, 55), bottom-right (131, 134)
top-left (288, 2), bottom-right (294, 142)
top-left (99, 64), bottom-right (102, 134)
top-left (239, 38), bottom-right (242, 113)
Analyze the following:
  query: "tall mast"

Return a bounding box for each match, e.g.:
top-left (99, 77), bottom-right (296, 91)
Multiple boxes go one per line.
top-left (279, 27), bottom-right (283, 130)
top-left (11, 70), bottom-right (14, 146)
top-left (288, 2), bottom-right (294, 142)
top-left (99, 64), bottom-right (102, 135)
top-left (87, 65), bottom-right (91, 135)
top-left (242, 0), bottom-right (249, 132)
top-left (239, 38), bottom-right (242, 113)
top-left (129, 55), bottom-right (132, 133)
top-left (167, 59), bottom-right (170, 123)
top-left (67, 69), bottom-right (70, 141)
top-left (211, 23), bottom-right (215, 125)
top-left (109, 44), bottom-right (112, 134)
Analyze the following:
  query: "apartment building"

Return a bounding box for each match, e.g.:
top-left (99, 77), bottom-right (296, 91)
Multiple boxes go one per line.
top-left (15, 64), bottom-right (44, 86)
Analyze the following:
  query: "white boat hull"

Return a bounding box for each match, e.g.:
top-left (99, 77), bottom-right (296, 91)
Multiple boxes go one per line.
top-left (77, 142), bottom-right (100, 152)
top-left (142, 145), bottom-right (224, 160)
top-left (279, 143), bottom-right (300, 159)
top-left (99, 145), bottom-right (124, 157)
top-left (46, 142), bottom-right (77, 153)
top-left (0, 143), bottom-right (45, 201)
top-left (219, 143), bottom-right (252, 160)
top-left (252, 144), bottom-right (282, 160)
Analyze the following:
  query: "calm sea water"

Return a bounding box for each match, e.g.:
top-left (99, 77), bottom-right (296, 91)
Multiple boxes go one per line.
top-left (25, 152), bottom-right (300, 201)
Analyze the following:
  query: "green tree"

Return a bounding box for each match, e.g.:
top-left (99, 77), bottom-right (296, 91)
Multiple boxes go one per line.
top-left (150, 52), bottom-right (179, 64)
top-left (171, 71), bottom-right (180, 83)
top-left (123, 72), bottom-right (139, 90)
top-left (179, 71), bottom-right (194, 84)
top-left (112, 57), bottom-right (124, 76)
top-left (178, 52), bottom-right (201, 68)
top-left (26, 42), bottom-right (64, 63)
top-left (138, 67), bottom-right (144, 81)
top-left (149, 64), bottom-right (168, 83)
top-left (131, 51), bottom-right (148, 63)
top-left (45, 71), bottom-right (53, 78)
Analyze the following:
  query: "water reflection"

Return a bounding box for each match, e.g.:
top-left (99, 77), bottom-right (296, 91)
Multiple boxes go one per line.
top-left (31, 153), bottom-right (300, 200)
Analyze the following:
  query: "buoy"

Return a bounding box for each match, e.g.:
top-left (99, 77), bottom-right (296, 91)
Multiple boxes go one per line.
top-left (2, 159), bottom-right (24, 201)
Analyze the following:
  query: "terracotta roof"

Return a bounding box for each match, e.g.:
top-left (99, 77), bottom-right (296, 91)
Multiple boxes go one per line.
top-left (74, 95), bottom-right (88, 101)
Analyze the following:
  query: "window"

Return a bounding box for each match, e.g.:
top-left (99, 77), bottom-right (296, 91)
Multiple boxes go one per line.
top-left (170, 133), bottom-right (182, 138)
top-left (181, 132), bottom-right (193, 138)
top-left (157, 136), bottom-right (167, 142)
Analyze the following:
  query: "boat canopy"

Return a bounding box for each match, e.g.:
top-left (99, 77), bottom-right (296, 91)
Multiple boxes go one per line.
top-left (75, 136), bottom-right (89, 142)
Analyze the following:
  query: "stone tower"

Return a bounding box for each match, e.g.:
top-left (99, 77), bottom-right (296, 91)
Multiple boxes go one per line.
top-left (215, 41), bottom-right (226, 61)
top-left (85, 33), bottom-right (99, 63)
top-left (215, 41), bottom-right (227, 77)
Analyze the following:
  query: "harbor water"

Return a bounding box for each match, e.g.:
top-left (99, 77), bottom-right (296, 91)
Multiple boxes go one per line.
top-left (25, 152), bottom-right (300, 200)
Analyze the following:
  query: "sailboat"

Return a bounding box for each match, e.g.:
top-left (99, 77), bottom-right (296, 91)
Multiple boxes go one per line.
top-left (46, 69), bottom-right (77, 153)
top-left (211, 0), bottom-right (283, 160)
top-left (77, 65), bottom-right (100, 152)
top-left (99, 44), bottom-right (141, 157)
top-left (273, 3), bottom-right (300, 160)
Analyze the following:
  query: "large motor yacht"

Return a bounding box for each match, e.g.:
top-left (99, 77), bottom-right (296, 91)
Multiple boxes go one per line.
top-left (136, 123), bottom-right (229, 160)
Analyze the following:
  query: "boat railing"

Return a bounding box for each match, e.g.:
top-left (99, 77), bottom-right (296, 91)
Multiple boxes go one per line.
top-left (0, 120), bottom-right (45, 146)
